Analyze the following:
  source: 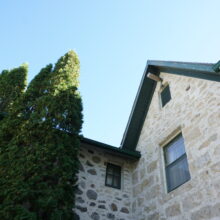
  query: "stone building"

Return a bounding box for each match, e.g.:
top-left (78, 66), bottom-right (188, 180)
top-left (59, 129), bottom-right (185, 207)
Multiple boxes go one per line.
top-left (74, 61), bottom-right (220, 220)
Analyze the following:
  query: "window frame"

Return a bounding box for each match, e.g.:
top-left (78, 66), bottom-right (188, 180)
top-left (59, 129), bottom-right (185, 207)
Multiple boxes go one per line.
top-left (105, 163), bottom-right (121, 189)
top-left (160, 84), bottom-right (171, 107)
top-left (164, 134), bottom-right (191, 192)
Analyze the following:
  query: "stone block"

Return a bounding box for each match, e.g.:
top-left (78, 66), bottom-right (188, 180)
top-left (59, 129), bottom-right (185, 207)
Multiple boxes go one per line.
top-left (76, 205), bottom-right (87, 212)
top-left (213, 202), bottom-right (220, 217)
top-left (199, 133), bottom-right (217, 150)
top-left (191, 206), bottom-right (214, 220)
top-left (141, 175), bottom-right (154, 191)
top-left (165, 203), bottom-right (181, 217)
top-left (86, 189), bottom-right (98, 200)
top-left (133, 184), bottom-right (141, 196)
top-left (211, 161), bottom-right (220, 174)
top-left (147, 160), bottom-right (157, 173)
top-left (132, 171), bottom-right (139, 185)
top-left (110, 203), bottom-right (118, 212)
top-left (144, 202), bottom-right (156, 213)
top-left (138, 197), bottom-right (144, 206)
top-left (145, 185), bottom-right (159, 200)
top-left (92, 156), bottom-right (101, 163)
top-left (182, 191), bottom-right (202, 211)
top-left (140, 167), bottom-right (145, 179)
top-left (91, 212), bottom-right (100, 220)
top-left (87, 169), bottom-right (97, 175)
top-left (120, 207), bottom-right (129, 213)
top-left (147, 212), bottom-right (159, 220)
top-left (184, 127), bottom-right (201, 141)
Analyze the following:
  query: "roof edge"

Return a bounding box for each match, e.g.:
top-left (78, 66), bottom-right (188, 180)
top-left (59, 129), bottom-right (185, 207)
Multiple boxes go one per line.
top-left (81, 137), bottom-right (141, 160)
top-left (120, 63), bottom-right (149, 147)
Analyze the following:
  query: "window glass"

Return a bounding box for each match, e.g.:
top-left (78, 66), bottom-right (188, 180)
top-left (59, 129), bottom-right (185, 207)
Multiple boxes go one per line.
top-left (107, 167), bottom-right (114, 175)
top-left (106, 174), bottom-right (113, 185)
top-left (166, 156), bottom-right (190, 191)
top-left (164, 135), bottom-right (185, 165)
top-left (105, 163), bottom-right (121, 189)
top-left (164, 134), bottom-right (190, 192)
top-left (113, 176), bottom-right (120, 188)
top-left (161, 85), bottom-right (171, 107)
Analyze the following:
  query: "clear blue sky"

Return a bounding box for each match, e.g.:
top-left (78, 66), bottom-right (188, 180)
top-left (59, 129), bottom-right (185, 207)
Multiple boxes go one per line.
top-left (0, 0), bottom-right (220, 146)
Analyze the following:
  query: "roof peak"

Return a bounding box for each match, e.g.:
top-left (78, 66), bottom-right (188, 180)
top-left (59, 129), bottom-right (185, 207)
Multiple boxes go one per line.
top-left (121, 59), bottom-right (220, 151)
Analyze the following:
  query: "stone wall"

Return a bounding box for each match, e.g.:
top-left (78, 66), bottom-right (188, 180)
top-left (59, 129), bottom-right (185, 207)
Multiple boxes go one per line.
top-left (132, 72), bottom-right (220, 220)
top-left (74, 143), bottom-right (133, 220)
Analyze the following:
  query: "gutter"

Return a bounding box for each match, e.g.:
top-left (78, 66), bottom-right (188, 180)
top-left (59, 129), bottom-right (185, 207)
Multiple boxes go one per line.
top-left (81, 137), bottom-right (141, 161)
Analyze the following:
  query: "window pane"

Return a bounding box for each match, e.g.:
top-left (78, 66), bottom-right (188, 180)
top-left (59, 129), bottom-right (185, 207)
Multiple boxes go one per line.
top-left (113, 176), bottom-right (120, 188)
top-left (165, 135), bottom-right (185, 165)
top-left (167, 156), bottom-right (190, 191)
top-left (113, 167), bottom-right (121, 176)
top-left (105, 163), bottom-right (121, 189)
top-left (161, 85), bottom-right (171, 107)
top-left (107, 166), bottom-right (114, 175)
top-left (106, 174), bottom-right (113, 185)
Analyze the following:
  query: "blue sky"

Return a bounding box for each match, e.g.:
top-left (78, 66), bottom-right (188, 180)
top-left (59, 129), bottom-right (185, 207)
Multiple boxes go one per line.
top-left (1, 0), bottom-right (220, 146)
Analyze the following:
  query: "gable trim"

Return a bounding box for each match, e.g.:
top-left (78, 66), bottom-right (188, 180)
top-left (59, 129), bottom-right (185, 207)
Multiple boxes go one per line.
top-left (121, 60), bottom-right (220, 151)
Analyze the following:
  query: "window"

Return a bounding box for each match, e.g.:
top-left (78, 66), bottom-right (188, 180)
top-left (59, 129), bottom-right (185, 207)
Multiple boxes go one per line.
top-left (105, 163), bottom-right (121, 189)
top-left (161, 85), bottom-right (171, 107)
top-left (164, 134), bottom-right (190, 192)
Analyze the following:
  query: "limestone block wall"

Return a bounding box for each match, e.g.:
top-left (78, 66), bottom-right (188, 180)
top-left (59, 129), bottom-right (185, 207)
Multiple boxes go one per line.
top-left (74, 143), bottom-right (133, 220)
top-left (132, 72), bottom-right (220, 220)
